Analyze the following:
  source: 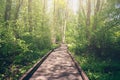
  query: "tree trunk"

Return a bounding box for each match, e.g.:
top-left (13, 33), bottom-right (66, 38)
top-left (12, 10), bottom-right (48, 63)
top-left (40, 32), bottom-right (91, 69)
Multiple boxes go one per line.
top-left (28, 0), bottom-right (32, 32)
top-left (14, 0), bottom-right (23, 20)
top-left (4, 0), bottom-right (12, 22)
top-left (13, 0), bottom-right (23, 38)
top-left (86, 0), bottom-right (91, 26)
top-left (86, 0), bottom-right (91, 39)
top-left (41, 0), bottom-right (46, 29)
top-left (62, 19), bottom-right (66, 43)
top-left (62, 0), bottom-right (68, 43)
top-left (51, 0), bottom-right (56, 43)
top-left (93, 0), bottom-right (100, 30)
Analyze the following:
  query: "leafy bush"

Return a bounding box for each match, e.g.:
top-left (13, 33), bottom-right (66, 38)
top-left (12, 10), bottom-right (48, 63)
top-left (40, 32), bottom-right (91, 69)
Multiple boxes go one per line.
top-left (74, 53), bottom-right (120, 80)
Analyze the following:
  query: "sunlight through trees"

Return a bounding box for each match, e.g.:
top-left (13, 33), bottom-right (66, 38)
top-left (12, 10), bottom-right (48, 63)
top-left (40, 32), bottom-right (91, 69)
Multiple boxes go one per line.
top-left (0, 0), bottom-right (120, 79)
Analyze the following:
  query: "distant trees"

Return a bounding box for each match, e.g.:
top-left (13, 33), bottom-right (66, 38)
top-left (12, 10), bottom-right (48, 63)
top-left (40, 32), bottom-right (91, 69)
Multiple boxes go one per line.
top-left (51, 0), bottom-right (68, 43)
top-left (74, 0), bottom-right (120, 58)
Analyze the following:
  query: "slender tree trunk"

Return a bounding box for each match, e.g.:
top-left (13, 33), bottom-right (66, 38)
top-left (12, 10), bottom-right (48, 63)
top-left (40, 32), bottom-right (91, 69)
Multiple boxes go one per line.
top-left (14, 0), bottom-right (23, 20)
top-left (51, 0), bottom-right (56, 43)
top-left (86, 0), bottom-right (91, 39)
top-left (41, 0), bottom-right (46, 29)
top-left (13, 0), bottom-right (23, 38)
top-left (91, 0), bottom-right (101, 50)
top-left (4, 0), bottom-right (12, 22)
top-left (62, 0), bottom-right (68, 43)
top-left (93, 0), bottom-right (100, 30)
top-left (28, 0), bottom-right (32, 32)
top-left (62, 19), bottom-right (66, 43)
top-left (79, 0), bottom-right (86, 20)
top-left (86, 0), bottom-right (91, 26)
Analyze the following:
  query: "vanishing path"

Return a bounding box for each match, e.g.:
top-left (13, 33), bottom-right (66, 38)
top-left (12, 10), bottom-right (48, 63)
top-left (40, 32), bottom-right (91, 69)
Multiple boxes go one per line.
top-left (20, 44), bottom-right (88, 80)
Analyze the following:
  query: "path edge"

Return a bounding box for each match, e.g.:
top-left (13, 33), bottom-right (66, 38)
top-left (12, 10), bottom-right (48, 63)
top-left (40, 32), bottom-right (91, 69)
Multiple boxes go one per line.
top-left (19, 46), bottom-right (59, 80)
top-left (67, 50), bottom-right (89, 80)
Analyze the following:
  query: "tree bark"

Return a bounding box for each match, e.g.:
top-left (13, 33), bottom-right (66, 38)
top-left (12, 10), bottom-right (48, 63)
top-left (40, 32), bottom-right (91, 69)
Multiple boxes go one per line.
top-left (62, 0), bottom-right (68, 43)
top-left (51, 0), bottom-right (56, 43)
top-left (28, 0), bottom-right (33, 32)
top-left (13, 0), bottom-right (23, 38)
top-left (14, 0), bottom-right (23, 20)
top-left (41, 0), bottom-right (46, 28)
top-left (86, 0), bottom-right (91, 27)
top-left (86, 0), bottom-right (91, 39)
top-left (4, 0), bottom-right (12, 22)
top-left (93, 0), bottom-right (100, 30)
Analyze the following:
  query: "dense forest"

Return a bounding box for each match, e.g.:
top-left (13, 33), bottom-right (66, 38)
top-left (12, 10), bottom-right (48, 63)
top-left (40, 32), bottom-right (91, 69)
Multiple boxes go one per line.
top-left (0, 0), bottom-right (120, 80)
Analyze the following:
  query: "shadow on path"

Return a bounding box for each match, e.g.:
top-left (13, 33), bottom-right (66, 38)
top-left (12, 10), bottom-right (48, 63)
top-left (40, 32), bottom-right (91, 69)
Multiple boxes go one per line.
top-left (29, 44), bottom-right (83, 80)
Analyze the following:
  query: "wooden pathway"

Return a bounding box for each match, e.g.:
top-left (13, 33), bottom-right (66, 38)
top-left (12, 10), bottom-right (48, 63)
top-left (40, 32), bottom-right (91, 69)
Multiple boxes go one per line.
top-left (20, 44), bottom-right (89, 80)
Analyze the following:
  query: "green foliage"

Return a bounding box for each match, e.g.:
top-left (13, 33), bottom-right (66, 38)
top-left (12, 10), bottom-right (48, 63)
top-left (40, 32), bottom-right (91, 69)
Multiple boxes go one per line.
top-left (0, 0), bottom-right (120, 79)
top-left (72, 53), bottom-right (120, 80)
top-left (67, 0), bottom-right (120, 80)
top-left (0, 22), bottom-right (52, 79)
top-left (0, 0), bottom-right (53, 79)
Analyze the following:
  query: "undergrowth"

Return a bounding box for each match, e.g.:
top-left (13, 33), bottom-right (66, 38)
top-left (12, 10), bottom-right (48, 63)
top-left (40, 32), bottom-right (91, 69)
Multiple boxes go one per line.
top-left (69, 45), bottom-right (120, 80)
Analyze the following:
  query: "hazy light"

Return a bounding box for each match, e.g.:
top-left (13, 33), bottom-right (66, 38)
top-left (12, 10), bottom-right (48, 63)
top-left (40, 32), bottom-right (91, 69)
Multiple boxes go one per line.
top-left (72, 0), bottom-right (79, 14)
top-left (47, 0), bottom-right (79, 14)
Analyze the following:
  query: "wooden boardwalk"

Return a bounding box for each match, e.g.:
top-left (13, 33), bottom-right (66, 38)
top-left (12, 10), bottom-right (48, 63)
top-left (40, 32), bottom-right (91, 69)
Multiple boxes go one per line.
top-left (20, 44), bottom-right (88, 80)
